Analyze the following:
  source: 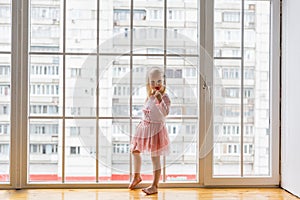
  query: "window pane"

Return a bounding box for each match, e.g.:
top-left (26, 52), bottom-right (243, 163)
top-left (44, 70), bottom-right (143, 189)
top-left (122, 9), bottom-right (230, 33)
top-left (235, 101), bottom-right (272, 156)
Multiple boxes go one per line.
top-left (166, 57), bottom-right (198, 181)
top-left (213, 0), bottom-right (271, 177)
top-left (66, 0), bottom-right (97, 53)
top-left (99, 56), bottom-right (130, 117)
top-left (167, 1), bottom-right (198, 55)
top-left (28, 119), bottom-right (61, 182)
top-left (100, 0), bottom-right (130, 54)
top-left (167, 57), bottom-right (198, 117)
top-left (214, 0), bottom-right (242, 58)
top-left (0, 54), bottom-right (11, 183)
top-left (28, 53), bottom-right (62, 182)
top-left (98, 119), bottom-right (130, 182)
top-left (29, 55), bottom-right (62, 117)
top-left (166, 119), bottom-right (198, 181)
top-left (133, 0), bottom-right (164, 53)
top-left (243, 0), bottom-right (270, 176)
top-left (213, 59), bottom-right (241, 176)
top-left (0, 0), bottom-right (11, 184)
top-left (30, 0), bottom-right (61, 52)
top-left (65, 119), bottom-right (96, 182)
top-left (0, 1), bottom-right (11, 51)
top-left (65, 55), bottom-right (97, 117)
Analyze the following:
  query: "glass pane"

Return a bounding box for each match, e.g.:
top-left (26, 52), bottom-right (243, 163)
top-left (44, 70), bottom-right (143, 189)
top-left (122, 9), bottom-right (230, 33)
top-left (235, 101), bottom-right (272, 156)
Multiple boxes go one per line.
top-left (167, 0), bottom-right (198, 55)
top-left (0, 1), bottom-right (11, 51)
top-left (28, 119), bottom-right (61, 182)
top-left (214, 0), bottom-right (242, 58)
top-left (167, 57), bottom-right (198, 118)
top-left (166, 119), bottom-right (198, 181)
top-left (29, 55), bottom-right (62, 117)
top-left (165, 57), bottom-right (198, 181)
top-left (98, 119), bottom-right (130, 182)
top-left (65, 55), bottom-right (97, 117)
top-left (100, 0), bottom-right (130, 54)
top-left (99, 56), bottom-right (130, 117)
top-left (30, 0), bottom-right (62, 52)
top-left (243, 0), bottom-right (270, 176)
top-left (66, 0), bottom-right (97, 53)
top-left (213, 59), bottom-right (241, 176)
top-left (133, 0), bottom-right (164, 54)
top-left (0, 0), bottom-right (10, 182)
top-left (0, 54), bottom-right (11, 183)
top-left (65, 119), bottom-right (96, 182)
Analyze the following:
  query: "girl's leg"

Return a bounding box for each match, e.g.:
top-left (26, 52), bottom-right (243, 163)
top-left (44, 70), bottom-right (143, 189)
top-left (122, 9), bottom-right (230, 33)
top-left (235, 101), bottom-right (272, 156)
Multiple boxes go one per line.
top-left (128, 152), bottom-right (142, 189)
top-left (142, 156), bottom-right (161, 195)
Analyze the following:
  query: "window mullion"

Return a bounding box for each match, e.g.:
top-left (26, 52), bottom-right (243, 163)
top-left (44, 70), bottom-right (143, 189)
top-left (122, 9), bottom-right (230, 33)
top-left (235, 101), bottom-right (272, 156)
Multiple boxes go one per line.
top-left (61, 0), bottom-right (67, 183)
top-left (129, 0), bottom-right (134, 182)
top-left (96, 0), bottom-right (100, 184)
top-left (162, 0), bottom-right (167, 183)
top-left (11, 0), bottom-right (29, 189)
top-left (240, 0), bottom-right (245, 177)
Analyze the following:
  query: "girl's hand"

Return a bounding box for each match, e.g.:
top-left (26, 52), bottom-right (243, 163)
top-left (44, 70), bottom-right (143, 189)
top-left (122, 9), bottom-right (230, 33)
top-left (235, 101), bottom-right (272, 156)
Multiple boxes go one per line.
top-left (154, 90), bottom-right (162, 102)
top-left (151, 89), bottom-right (156, 96)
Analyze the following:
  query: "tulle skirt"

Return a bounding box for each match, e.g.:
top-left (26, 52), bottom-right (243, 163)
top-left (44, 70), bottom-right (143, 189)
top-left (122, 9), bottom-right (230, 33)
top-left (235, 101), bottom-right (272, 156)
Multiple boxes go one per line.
top-left (131, 120), bottom-right (170, 157)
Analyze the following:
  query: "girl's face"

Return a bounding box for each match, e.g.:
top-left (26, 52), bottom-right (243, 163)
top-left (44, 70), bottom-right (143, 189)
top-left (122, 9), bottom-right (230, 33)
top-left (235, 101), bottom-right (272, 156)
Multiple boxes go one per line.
top-left (149, 70), bottom-right (163, 90)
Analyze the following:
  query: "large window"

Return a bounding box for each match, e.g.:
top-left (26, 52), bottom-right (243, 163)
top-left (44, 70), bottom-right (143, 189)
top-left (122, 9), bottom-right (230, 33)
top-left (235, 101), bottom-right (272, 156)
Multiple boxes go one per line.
top-left (2, 0), bottom-right (280, 188)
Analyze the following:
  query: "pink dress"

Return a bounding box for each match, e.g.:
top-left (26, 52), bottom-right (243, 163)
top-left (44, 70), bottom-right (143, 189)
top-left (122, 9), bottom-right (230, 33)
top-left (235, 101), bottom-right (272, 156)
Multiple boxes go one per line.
top-left (131, 93), bottom-right (171, 157)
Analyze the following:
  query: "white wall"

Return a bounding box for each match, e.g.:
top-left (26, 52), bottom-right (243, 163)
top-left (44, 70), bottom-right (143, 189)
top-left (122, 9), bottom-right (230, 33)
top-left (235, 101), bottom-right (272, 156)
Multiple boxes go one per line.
top-left (281, 0), bottom-right (300, 198)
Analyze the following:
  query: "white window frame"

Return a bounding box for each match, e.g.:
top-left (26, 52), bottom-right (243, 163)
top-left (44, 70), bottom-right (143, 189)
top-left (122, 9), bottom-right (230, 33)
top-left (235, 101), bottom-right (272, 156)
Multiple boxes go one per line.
top-left (203, 0), bottom-right (280, 186)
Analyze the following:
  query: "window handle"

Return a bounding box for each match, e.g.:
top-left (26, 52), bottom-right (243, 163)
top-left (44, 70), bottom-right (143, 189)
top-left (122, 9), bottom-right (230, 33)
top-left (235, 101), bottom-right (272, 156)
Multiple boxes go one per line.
top-left (203, 80), bottom-right (207, 90)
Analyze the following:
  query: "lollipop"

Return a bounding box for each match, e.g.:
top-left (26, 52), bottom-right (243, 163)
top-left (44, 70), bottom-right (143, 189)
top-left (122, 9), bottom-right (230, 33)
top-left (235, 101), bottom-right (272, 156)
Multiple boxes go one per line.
top-left (155, 86), bottom-right (161, 90)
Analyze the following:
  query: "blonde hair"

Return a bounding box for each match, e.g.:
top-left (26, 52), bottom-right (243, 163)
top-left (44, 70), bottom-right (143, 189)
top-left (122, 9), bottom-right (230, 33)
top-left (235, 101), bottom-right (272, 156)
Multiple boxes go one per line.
top-left (146, 67), bottom-right (166, 97)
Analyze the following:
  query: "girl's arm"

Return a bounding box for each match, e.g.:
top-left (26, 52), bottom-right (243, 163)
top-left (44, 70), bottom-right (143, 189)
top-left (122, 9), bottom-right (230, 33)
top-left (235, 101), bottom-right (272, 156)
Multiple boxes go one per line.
top-left (157, 93), bottom-right (171, 116)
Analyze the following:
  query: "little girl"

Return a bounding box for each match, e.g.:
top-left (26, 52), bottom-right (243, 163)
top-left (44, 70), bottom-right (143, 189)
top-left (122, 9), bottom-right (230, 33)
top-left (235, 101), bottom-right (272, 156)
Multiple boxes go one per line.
top-left (128, 67), bottom-right (171, 195)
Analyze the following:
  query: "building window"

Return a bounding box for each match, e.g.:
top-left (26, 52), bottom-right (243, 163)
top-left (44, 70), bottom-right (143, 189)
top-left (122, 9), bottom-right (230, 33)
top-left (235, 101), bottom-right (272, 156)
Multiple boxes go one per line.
top-left (114, 9), bottom-right (146, 22)
top-left (222, 67), bottom-right (240, 79)
top-left (0, 85), bottom-right (10, 96)
top-left (224, 88), bottom-right (240, 98)
top-left (70, 68), bottom-right (81, 77)
top-left (222, 12), bottom-right (240, 22)
top-left (29, 144), bottom-right (58, 154)
top-left (244, 68), bottom-right (254, 79)
top-left (0, 65), bottom-right (10, 76)
top-left (0, 124), bottom-right (9, 135)
top-left (70, 146), bottom-right (80, 155)
top-left (222, 124), bottom-right (240, 135)
top-left (30, 65), bottom-right (59, 76)
top-left (30, 105), bottom-right (59, 115)
top-left (0, 144), bottom-right (9, 154)
top-left (70, 127), bottom-right (80, 136)
top-left (0, 105), bottom-right (9, 115)
top-left (113, 143), bottom-right (129, 154)
top-left (30, 124), bottom-right (58, 135)
top-left (70, 107), bottom-right (81, 115)
top-left (30, 84), bottom-right (59, 95)
top-left (227, 144), bottom-right (239, 154)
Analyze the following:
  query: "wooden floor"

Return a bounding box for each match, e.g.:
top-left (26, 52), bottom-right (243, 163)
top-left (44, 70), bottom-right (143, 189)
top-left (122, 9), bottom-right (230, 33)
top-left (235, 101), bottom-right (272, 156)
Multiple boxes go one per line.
top-left (0, 188), bottom-right (299, 200)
